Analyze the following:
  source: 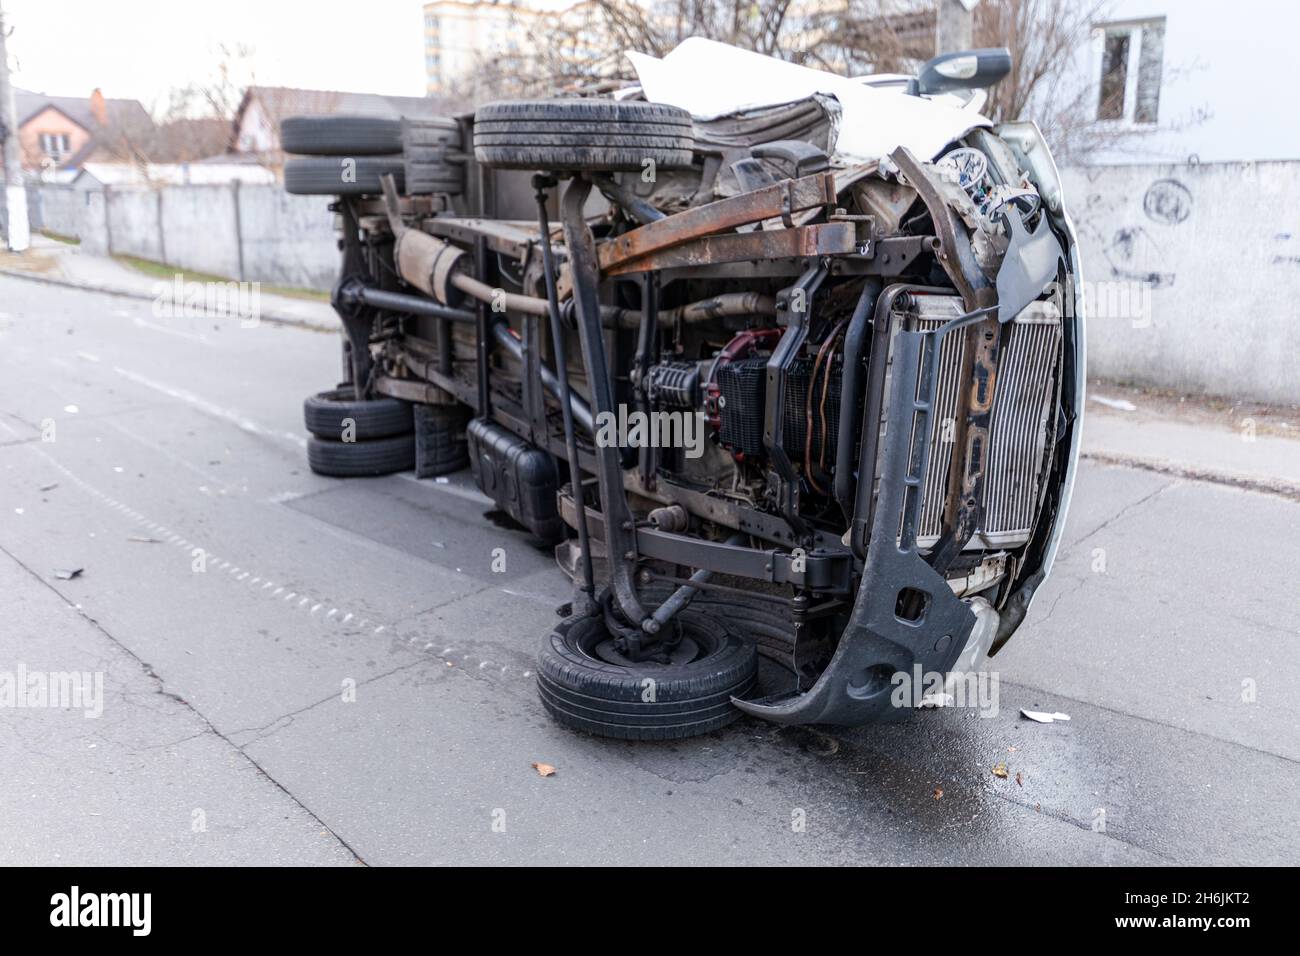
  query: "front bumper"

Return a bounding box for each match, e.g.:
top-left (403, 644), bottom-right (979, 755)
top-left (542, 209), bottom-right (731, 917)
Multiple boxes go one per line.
top-left (735, 226), bottom-right (1085, 726)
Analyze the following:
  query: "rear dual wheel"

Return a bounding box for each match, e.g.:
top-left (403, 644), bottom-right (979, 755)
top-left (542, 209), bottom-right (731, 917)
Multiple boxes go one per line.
top-left (281, 114), bottom-right (462, 197)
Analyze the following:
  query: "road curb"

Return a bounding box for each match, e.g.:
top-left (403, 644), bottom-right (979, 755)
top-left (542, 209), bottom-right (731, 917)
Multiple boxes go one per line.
top-left (1082, 450), bottom-right (1300, 503)
top-left (0, 267), bottom-right (338, 333)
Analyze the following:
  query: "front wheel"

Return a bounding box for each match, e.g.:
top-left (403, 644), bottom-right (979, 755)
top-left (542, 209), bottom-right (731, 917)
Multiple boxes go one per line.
top-left (537, 609), bottom-right (757, 740)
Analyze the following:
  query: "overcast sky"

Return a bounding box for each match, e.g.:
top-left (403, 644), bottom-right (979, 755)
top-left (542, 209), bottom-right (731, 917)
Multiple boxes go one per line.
top-left (4, 0), bottom-right (443, 111)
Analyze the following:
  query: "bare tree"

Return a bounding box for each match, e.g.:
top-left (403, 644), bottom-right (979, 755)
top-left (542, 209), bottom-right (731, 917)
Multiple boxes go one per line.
top-left (977, 0), bottom-right (1097, 121)
top-left (448, 0), bottom-right (1197, 163)
top-left (450, 1), bottom-right (809, 105)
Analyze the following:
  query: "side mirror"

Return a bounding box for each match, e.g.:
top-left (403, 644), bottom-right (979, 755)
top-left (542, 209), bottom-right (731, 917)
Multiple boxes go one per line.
top-left (915, 48), bottom-right (1012, 95)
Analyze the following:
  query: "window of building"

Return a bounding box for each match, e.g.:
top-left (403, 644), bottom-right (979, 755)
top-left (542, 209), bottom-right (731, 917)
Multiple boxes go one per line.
top-left (1096, 18), bottom-right (1166, 124)
top-left (39, 133), bottom-right (72, 160)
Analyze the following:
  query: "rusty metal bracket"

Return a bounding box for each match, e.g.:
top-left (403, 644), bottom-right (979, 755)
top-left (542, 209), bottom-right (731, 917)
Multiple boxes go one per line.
top-left (891, 148), bottom-right (988, 311)
top-left (596, 171), bottom-right (836, 274)
top-left (604, 221), bottom-right (857, 276)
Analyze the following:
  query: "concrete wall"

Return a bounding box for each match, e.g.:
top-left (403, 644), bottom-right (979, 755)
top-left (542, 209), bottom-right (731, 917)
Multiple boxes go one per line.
top-left (236, 188), bottom-right (339, 290)
top-left (28, 182), bottom-right (338, 291)
top-left (106, 188), bottom-right (164, 263)
top-left (1063, 160), bottom-right (1300, 405)
top-left (160, 185), bottom-right (242, 280)
top-left (29, 185), bottom-right (85, 239)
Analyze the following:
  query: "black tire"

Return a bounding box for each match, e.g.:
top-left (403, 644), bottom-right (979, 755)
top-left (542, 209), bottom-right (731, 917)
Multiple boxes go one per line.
top-left (473, 99), bottom-right (695, 172)
top-left (303, 388), bottom-right (413, 441)
top-left (413, 404), bottom-right (469, 477)
top-left (307, 434), bottom-right (415, 477)
top-left (537, 609), bottom-right (757, 740)
top-left (280, 115), bottom-right (404, 156)
top-left (284, 156), bottom-right (405, 196)
top-left (403, 117), bottom-right (464, 195)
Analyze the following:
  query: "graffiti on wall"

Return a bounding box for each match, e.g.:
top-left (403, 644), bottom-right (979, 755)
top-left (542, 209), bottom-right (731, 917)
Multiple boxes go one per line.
top-left (1142, 179), bottom-right (1193, 226)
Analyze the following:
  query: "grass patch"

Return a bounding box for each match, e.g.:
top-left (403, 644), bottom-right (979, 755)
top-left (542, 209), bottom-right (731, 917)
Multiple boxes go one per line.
top-left (40, 229), bottom-right (81, 246)
top-left (114, 254), bottom-right (330, 302)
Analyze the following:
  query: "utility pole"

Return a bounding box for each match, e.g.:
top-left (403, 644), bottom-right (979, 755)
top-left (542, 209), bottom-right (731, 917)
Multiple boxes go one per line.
top-left (936, 0), bottom-right (978, 55)
top-left (0, 0), bottom-right (30, 252)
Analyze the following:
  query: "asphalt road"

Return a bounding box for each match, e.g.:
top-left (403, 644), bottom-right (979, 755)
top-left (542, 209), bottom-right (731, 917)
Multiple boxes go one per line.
top-left (2, 275), bottom-right (1297, 866)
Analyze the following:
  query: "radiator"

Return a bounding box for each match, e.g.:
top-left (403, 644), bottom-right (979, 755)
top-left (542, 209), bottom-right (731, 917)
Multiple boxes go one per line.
top-left (893, 294), bottom-right (1062, 549)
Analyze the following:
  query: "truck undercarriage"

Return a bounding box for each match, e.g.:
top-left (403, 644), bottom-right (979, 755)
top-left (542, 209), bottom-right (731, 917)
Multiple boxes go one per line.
top-left (288, 69), bottom-right (1085, 739)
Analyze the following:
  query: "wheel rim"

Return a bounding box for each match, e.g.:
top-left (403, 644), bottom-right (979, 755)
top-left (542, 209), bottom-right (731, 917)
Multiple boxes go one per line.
top-left (574, 615), bottom-right (717, 668)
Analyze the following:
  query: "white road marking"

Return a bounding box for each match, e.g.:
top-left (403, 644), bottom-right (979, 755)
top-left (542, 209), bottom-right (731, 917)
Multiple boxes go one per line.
top-left (111, 365), bottom-right (306, 447)
top-left (132, 315), bottom-right (210, 344)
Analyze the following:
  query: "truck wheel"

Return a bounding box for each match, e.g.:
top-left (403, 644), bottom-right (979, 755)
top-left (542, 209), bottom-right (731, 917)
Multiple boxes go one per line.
top-left (307, 434), bottom-right (415, 477)
top-left (537, 610), bottom-right (757, 740)
top-left (303, 388), bottom-right (414, 441)
top-left (403, 117), bottom-right (464, 196)
top-left (280, 115), bottom-right (404, 156)
top-left (284, 156), bottom-right (405, 196)
top-left (473, 99), bottom-right (694, 172)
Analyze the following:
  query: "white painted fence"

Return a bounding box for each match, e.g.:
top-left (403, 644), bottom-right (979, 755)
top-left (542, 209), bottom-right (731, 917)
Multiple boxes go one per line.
top-left (28, 182), bottom-right (339, 291)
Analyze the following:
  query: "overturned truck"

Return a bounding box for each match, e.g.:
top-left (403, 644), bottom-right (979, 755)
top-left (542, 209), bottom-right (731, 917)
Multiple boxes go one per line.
top-left (284, 42), bottom-right (1085, 739)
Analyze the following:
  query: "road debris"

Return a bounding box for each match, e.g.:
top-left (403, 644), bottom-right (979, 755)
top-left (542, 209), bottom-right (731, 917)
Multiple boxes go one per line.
top-left (128, 535), bottom-right (162, 543)
top-left (39, 482), bottom-right (58, 492)
top-left (53, 568), bottom-right (84, 580)
top-left (933, 787), bottom-right (944, 800)
top-left (531, 762), bottom-right (557, 777)
top-left (1089, 395), bottom-right (1137, 412)
top-left (919, 692), bottom-right (954, 708)
top-left (1021, 709), bottom-right (1071, 723)
top-left (1015, 772), bottom-right (1023, 787)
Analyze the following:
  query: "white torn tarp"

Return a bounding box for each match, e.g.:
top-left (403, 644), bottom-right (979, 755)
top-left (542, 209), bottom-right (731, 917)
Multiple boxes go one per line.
top-left (626, 38), bottom-right (991, 164)
top-left (1020, 709), bottom-right (1071, 723)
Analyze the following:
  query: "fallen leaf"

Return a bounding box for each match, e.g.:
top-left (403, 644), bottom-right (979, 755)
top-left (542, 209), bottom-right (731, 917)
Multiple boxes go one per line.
top-left (531, 762), bottom-right (556, 778)
top-left (1007, 746), bottom-right (1018, 753)
top-left (1015, 772), bottom-right (1023, 787)
top-left (992, 763), bottom-right (1009, 779)
top-left (933, 787), bottom-right (944, 800)
top-left (53, 568), bottom-right (83, 580)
